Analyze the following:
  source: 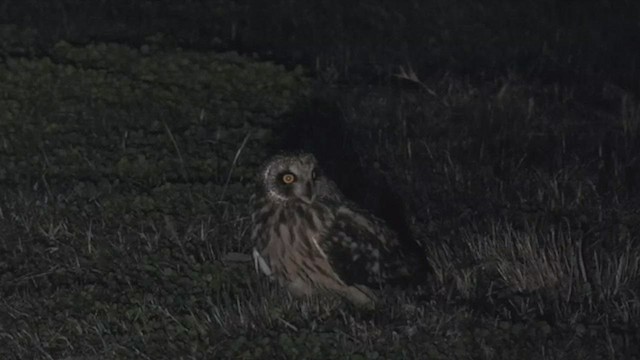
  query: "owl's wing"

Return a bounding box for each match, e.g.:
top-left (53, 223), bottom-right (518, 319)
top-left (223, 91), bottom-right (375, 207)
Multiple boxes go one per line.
top-left (252, 247), bottom-right (272, 277)
top-left (322, 203), bottom-right (415, 288)
top-left (315, 175), bottom-right (345, 202)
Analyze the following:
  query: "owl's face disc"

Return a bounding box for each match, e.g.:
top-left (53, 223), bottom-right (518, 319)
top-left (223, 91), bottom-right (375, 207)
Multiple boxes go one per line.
top-left (262, 153), bottom-right (320, 203)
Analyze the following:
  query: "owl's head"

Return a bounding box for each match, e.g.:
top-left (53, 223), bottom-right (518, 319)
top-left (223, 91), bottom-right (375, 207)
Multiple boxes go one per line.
top-left (261, 153), bottom-right (327, 203)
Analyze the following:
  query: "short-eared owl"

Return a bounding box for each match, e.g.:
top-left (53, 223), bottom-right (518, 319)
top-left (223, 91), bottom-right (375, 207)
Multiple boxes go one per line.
top-left (251, 153), bottom-right (419, 307)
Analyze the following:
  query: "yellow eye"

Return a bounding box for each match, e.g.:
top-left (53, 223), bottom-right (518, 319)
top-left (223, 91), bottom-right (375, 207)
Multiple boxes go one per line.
top-left (282, 173), bottom-right (296, 184)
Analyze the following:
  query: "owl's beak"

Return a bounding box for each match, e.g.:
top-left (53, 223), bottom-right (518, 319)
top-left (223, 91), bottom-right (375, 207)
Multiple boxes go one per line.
top-left (303, 181), bottom-right (315, 203)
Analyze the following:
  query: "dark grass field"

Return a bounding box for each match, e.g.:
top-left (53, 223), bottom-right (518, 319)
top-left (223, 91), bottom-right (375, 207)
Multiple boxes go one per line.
top-left (1, 1), bottom-right (640, 359)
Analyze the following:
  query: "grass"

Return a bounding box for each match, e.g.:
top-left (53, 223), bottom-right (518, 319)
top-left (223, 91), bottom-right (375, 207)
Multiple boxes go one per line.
top-left (0, 3), bottom-right (639, 358)
top-left (322, 71), bottom-right (640, 357)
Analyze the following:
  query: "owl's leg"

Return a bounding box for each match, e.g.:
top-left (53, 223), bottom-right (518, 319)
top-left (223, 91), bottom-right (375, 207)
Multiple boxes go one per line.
top-left (287, 278), bottom-right (315, 297)
top-left (342, 285), bottom-right (377, 309)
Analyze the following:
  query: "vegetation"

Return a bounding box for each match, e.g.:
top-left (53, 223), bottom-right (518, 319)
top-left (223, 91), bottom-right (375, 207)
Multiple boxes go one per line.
top-left (0, 1), bottom-right (639, 359)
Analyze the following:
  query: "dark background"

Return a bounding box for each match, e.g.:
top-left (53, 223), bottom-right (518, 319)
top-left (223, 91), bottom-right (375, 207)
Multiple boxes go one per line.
top-left (2, 0), bottom-right (639, 93)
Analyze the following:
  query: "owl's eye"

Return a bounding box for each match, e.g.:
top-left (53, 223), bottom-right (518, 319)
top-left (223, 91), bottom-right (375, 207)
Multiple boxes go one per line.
top-left (311, 169), bottom-right (317, 180)
top-left (281, 173), bottom-right (296, 184)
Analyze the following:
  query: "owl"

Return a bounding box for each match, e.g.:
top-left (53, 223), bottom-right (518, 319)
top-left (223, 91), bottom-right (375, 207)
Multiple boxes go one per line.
top-left (251, 153), bottom-right (420, 308)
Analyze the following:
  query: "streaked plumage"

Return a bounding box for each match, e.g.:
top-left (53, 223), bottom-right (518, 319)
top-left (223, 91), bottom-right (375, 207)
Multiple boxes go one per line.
top-left (251, 153), bottom-right (419, 307)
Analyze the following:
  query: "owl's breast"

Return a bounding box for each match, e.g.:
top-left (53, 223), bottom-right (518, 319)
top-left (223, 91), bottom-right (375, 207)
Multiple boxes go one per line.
top-left (262, 201), bottom-right (334, 251)
top-left (252, 200), bottom-right (339, 287)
